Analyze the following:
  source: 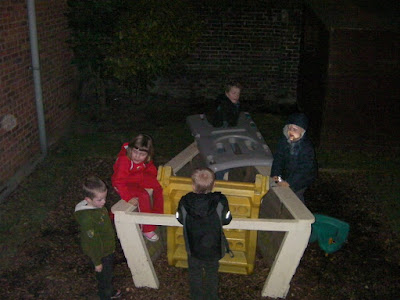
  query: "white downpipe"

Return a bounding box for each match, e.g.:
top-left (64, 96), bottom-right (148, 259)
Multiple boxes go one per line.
top-left (27, 0), bottom-right (47, 156)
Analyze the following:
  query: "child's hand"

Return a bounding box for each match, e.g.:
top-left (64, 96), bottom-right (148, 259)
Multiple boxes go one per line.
top-left (129, 197), bottom-right (138, 206)
top-left (277, 181), bottom-right (290, 187)
top-left (95, 264), bottom-right (103, 272)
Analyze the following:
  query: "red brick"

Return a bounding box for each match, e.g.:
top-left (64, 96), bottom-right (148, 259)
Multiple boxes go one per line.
top-left (1, 0), bottom-right (77, 184)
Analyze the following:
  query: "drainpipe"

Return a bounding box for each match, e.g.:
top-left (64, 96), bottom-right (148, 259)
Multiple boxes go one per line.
top-left (0, 0), bottom-right (47, 203)
top-left (27, 0), bottom-right (47, 156)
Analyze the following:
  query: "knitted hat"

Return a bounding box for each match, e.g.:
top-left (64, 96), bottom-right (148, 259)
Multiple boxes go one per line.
top-left (286, 113), bottom-right (309, 131)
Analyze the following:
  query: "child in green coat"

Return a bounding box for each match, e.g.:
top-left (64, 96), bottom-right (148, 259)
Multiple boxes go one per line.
top-left (74, 176), bottom-right (122, 300)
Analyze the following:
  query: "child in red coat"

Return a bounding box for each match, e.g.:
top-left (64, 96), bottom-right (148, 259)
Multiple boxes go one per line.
top-left (111, 134), bottom-right (163, 242)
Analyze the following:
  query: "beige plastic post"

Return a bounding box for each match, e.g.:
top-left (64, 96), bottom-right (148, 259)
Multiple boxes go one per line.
top-left (260, 186), bottom-right (314, 298)
top-left (112, 205), bottom-right (313, 298)
top-left (262, 228), bottom-right (311, 297)
top-left (112, 200), bottom-right (159, 288)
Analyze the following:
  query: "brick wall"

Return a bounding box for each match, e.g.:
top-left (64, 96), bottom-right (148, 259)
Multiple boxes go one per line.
top-left (153, 0), bottom-right (303, 110)
top-left (34, 1), bottom-right (77, 140)
top-left (0, 0), bottom-right (77, 185)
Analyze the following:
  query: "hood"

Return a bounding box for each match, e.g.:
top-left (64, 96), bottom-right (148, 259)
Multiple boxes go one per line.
top-left (117, 142), bottom-right (129, 157)
top-left (285, 113), bottom-right (309, 131)
top-left (75, 200), bottom-right (98, 212)
top-left (283, 113), bottom-right (309, 141)
top-left (183, 192), bottom-right (219, 219)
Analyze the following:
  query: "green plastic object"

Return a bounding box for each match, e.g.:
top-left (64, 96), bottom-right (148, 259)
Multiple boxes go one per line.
top-left (309, 214), bottom-right (350, 254)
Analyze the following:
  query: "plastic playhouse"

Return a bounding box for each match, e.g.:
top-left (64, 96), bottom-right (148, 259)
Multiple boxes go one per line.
top-left (111, 111), bottom-right (315, 298)
top-left (186, 112), bottom-right (273, 174)
top-left (161, 165), bottom-right (268, 275)
top-left (160, 112), bottom-right (274, 275)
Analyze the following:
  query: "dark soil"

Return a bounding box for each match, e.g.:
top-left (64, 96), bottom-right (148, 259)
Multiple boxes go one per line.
top-left (1, 158), bottom-right (399, 300)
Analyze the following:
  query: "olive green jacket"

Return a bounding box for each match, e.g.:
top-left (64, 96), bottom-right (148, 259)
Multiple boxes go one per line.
top-left (74, 200), bottom-right (116, 266)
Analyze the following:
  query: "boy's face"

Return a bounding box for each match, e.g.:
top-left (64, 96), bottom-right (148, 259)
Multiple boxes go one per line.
top-left (86, 190), bottom-right (107, 208)
top-left (288, 124), bottom-right (304, 142)
top-left (226, 86), bottom-right (241, 104)
top-left (130, 148), bottom-right (148, 164)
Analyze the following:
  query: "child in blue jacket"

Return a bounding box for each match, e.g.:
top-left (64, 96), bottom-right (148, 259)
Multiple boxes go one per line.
top-left (270, 113), bottom-right (317, 203)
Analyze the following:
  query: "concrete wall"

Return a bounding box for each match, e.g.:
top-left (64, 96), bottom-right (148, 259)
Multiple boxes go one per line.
top-left (0, 1), bottom-right (77, 196)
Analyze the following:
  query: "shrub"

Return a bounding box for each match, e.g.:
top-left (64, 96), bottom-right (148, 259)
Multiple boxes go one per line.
top-left (67, 0), bottom-right (201, 113)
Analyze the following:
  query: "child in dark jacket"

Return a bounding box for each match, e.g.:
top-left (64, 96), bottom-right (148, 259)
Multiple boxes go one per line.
top-left (74, 176), bottom-right (121, 300)
top-left (111, 134), bottom-right (163, 242)
top-left (270, 113), bottom-right (317, 203)
top-left (208, 81), bottom-right (242, 128)
top-left (176, 168), bottom-right (232, 300)
top-left (207, 81), bottom-right (242, 180)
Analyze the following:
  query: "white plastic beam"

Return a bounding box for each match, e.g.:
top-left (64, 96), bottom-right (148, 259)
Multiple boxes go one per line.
top-left (164, 142), bottom-right (199, 173)
top-left (112, 193), bottom-right (313, 299)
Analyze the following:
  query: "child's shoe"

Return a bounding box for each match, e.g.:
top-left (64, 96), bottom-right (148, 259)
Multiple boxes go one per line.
top-left (111, 289), bottom-right (122, 299)
top-left (143, 231), bottom-right (159, 242)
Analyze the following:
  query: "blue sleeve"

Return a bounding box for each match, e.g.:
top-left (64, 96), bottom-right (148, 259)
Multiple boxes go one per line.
top-left (287, 141), bottom-right (317, 192)
top-left (207, 95), bottom-right (224, 127)
top-left (270, 137), bottom-right (286, 177)
top-left (221, 101), bottom-right (239, 127)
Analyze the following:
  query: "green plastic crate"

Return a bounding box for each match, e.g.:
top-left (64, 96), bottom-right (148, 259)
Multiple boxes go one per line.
top-left (309, 214), bottom-right (350, 254)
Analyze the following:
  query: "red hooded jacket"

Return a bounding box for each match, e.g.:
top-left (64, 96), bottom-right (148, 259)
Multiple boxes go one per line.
top-left (111, 142), bottom-right (160, 201)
